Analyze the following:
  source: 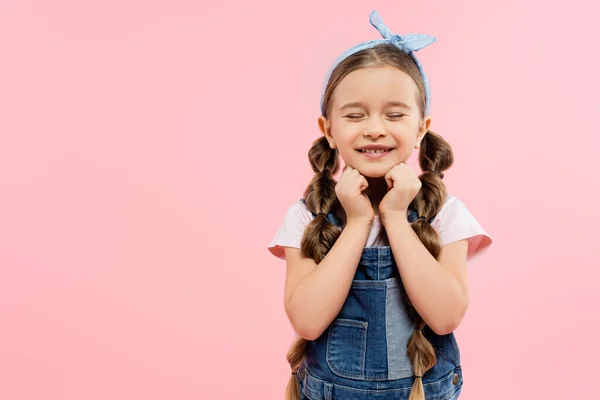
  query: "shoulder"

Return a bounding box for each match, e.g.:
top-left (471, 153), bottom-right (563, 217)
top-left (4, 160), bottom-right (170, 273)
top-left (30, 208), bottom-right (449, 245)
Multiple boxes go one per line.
top-left (284, 199), bottom-right (314, 226)
top-left (433, 194), bottom-right (493, 263)
top-left (267, 199), bottom-right (313, 260)
top-left (433, 195), bottom-right (469, 223)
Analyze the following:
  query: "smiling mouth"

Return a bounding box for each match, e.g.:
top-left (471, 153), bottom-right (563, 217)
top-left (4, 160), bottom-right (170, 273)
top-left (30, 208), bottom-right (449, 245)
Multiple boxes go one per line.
top-left (357, 149), bottom-right (394, 153)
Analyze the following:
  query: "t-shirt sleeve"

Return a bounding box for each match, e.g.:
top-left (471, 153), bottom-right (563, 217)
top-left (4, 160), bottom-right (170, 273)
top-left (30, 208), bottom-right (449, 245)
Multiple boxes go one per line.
top-left (268, 201), bottom-right (313, 260)
top-left (436, 196), bottom-right (492, 263)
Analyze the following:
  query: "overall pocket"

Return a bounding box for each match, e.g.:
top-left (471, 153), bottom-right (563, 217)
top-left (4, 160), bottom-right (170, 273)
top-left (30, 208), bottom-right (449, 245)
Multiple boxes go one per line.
top-left (325, 318), bottom-right (368, 379)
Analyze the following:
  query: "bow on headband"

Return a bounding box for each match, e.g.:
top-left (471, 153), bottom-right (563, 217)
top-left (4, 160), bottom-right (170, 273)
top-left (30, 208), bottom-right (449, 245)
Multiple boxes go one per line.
top-left (369, 10), bottom-right (435, 53)
top-left (320, 10), bottom-right (436, 115)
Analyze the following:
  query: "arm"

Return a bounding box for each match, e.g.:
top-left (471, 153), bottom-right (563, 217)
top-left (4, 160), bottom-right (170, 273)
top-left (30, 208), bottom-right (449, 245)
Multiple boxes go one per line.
top-left (384, 214), bottom-right (469, 335)
top-left (283, 219), bottom-right (372, 340)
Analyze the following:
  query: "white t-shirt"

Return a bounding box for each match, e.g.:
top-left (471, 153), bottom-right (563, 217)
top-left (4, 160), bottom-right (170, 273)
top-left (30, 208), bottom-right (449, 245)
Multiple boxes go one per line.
top-left (268, 195), bottom-right (492, 264)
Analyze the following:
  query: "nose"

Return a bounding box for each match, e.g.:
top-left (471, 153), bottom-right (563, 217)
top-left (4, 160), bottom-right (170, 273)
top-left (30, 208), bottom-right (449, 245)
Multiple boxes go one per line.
top-left (363, 118), bottom-right (387, 139)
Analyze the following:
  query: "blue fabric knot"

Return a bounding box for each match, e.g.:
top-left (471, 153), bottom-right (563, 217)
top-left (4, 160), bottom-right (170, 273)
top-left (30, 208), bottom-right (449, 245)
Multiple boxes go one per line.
top-left (369, 11), bottom-right (435, 52)
top-left (389, 34), bottom-right (408, 51)
top-left (388, 33), bottom-right (435, 53)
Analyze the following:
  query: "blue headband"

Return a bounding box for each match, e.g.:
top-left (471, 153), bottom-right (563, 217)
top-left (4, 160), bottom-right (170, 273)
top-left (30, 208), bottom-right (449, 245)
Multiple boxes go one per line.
top-left (320, 10), bottom-right (435, 116)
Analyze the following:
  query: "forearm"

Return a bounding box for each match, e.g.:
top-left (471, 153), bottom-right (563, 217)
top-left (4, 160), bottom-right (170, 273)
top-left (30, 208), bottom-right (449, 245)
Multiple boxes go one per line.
top-left (287, 219), bottom-right (372, 340)
top-left (385, 214), bottom-right (467, 335)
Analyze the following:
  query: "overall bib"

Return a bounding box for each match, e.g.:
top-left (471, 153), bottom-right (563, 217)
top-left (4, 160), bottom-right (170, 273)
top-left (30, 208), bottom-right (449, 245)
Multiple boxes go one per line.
top-left (296, 203), bottom-right (463, 400)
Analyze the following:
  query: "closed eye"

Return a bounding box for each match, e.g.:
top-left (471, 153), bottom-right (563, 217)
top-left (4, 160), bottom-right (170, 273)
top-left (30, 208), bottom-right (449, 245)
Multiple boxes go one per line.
top-left (344, 114), bottom-right (404, 120)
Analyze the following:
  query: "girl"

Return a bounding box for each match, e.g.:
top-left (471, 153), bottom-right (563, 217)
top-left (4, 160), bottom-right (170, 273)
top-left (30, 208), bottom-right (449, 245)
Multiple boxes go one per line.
top-left (268, 10), bottom-right (492, 400)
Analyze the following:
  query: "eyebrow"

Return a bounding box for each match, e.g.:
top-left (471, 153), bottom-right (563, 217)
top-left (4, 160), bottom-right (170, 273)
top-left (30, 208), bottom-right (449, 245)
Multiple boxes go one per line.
top-left (339, 101), bottom-right (413, 111)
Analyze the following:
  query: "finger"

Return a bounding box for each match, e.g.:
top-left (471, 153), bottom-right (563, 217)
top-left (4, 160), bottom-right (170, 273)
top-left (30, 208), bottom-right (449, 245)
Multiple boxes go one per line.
top-left (344, 165), bottom-right (358, 175)
top-left (384, 168), bottom-right (394, 190)
top-left (339, 166), bottom-right (351, 181)
top-left (360, 176), bottom-right (369, 191)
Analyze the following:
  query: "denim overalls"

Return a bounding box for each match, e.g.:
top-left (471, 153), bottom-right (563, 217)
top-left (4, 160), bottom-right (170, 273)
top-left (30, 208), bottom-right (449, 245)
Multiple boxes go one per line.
top-left (296, 201), bottom-right (463, 400)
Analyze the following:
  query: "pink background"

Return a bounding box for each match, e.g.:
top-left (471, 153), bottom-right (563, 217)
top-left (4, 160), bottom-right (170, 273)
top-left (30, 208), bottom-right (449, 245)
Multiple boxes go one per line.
top-left (1, 1), bottom-right (599, 399)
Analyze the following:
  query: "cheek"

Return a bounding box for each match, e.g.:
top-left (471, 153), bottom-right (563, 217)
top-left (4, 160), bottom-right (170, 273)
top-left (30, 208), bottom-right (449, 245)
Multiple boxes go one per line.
top-left (392, 129), bottom-right (417, 145)
top-left (332, 126), bottom-right (360, 144)
top-left (394, 121), bottom-right (421, 140)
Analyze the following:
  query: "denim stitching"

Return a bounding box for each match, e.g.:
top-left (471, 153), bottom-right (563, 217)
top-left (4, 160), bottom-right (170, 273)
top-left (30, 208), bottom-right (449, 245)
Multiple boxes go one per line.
top-left (325, 319), bottom-right (368, 380)
top-left (303, 366), bottom-right (462, 396)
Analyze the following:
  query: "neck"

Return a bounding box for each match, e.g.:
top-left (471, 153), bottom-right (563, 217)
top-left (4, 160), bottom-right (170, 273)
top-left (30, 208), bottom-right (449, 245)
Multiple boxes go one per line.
top-left (364, 177), bottom-right (388, 214)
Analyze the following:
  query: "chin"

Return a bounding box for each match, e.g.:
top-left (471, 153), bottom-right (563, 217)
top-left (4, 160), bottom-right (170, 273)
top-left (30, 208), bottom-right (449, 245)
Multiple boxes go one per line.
top-left (357, 159), bottom-right (406, 178)
top-left (357, 168), bottom-right (389, 178)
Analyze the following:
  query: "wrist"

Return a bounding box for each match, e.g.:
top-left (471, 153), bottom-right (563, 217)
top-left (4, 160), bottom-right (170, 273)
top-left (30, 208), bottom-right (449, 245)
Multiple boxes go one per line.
top-left (381, 210), bottom-right (409, 227)
top-left (345, 216), bottom-right (374, 228)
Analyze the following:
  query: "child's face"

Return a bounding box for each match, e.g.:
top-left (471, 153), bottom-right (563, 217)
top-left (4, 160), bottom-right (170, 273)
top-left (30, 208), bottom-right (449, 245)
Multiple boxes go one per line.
top-left (319, 65), bottom-right (430, 178)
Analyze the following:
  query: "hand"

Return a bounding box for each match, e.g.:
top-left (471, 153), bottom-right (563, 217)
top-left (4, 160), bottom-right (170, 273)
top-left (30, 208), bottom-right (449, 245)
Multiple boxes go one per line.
top-left (380, 162), bottom-right (421, 222)
top-left (335, 166), bottom-right (374, 223)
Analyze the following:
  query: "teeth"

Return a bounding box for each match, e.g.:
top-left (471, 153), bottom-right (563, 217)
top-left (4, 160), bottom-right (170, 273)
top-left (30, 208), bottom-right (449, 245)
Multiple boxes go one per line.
top-left (361, 149), bottom-right (389, 153)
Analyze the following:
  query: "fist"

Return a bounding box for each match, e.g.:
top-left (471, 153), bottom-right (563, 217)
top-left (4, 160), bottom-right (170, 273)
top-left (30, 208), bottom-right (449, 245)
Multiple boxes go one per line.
top-left (335, 166), bottom-right (374, 223)
top-left (379, 162), bottom-right (421, 218)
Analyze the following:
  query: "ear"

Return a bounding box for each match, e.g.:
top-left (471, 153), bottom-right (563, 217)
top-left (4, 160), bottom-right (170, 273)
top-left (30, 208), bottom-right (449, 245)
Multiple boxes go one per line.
top-left (414, 116), bottom-right (431, 150)
top-left (318, 116), bottom-right (336, 149)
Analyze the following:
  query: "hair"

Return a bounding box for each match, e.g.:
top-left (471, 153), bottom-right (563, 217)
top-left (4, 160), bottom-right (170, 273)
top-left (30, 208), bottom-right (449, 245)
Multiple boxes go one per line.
top-left (285, 43), bottom-right (454, 400)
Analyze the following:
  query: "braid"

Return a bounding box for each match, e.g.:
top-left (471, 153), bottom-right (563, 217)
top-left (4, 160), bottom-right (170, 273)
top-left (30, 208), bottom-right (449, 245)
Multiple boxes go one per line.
top-left (285, 135), bottom-right (343, 399)
top-left (405, 130), bottom-right (454, 400)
